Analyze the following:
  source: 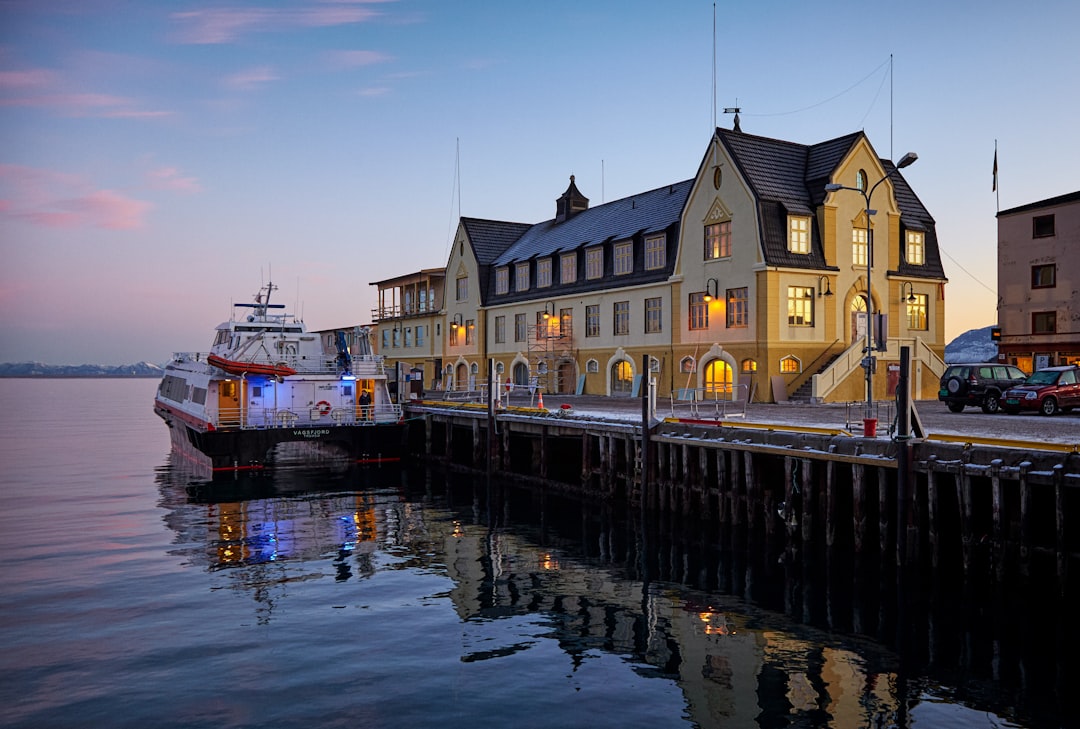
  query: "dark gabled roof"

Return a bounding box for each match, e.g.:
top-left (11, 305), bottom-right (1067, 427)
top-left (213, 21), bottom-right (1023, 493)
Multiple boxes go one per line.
top-left (889, 162), bottom-right (946, 279)
top-left (493, 180), bottom-right (694, 266)
top-left (997, 190), bottom-right (1080, 217)
top-left (716, 127), bottom-right (944, 278)
top-left (459, 218), bottom-right (532, 265)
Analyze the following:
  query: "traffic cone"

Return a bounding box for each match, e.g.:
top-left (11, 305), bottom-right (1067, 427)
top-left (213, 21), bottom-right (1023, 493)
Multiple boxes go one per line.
top-left (538, 391), bottom-right (544, 409)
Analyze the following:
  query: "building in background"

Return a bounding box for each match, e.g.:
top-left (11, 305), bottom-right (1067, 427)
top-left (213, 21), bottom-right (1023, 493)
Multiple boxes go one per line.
top-left (997, 190), bottom-right (1080, 371)
top-left (370, 269), bottom-right (446, 397)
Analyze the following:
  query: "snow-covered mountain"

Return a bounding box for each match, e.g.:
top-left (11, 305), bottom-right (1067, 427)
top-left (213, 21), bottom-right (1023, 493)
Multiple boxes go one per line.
top-left (944, 326), bottom-right (998, 364)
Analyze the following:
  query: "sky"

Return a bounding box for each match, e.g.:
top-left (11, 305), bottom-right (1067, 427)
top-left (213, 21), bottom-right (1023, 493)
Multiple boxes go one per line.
top-left (2, 0), bottom-right (1078, 365)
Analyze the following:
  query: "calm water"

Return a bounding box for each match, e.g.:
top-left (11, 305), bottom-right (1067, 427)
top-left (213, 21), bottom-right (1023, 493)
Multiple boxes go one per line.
top-left (0, 379), bottom-right (1045, 728)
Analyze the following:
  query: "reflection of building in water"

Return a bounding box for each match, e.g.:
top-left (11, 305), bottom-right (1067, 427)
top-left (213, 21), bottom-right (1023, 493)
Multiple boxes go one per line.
top-left (160, 474), bottom-right (902, 725)
top-left (436, 515), bottom-right (901, 727)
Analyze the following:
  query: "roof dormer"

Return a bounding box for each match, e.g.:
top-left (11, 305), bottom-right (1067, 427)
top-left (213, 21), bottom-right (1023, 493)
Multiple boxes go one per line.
top-left (555, 175), bottom-right (589, 223)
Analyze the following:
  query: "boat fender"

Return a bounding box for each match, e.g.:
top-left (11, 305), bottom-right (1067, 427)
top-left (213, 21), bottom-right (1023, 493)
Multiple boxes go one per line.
top-left (316, 400), bottom-right (332, 416)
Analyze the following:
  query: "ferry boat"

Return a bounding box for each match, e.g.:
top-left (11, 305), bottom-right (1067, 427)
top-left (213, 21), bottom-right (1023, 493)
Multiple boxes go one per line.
top-left (154, 282), bottom-right (406, 473)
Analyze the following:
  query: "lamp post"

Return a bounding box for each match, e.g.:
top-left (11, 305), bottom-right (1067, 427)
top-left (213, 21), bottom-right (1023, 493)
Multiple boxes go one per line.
top-left (825, 152), bottom-right (918, 421)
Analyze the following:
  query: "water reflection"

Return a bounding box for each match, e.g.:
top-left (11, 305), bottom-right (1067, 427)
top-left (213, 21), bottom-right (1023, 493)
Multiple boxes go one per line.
top-left (155, 457), bottom-right (1037, 728)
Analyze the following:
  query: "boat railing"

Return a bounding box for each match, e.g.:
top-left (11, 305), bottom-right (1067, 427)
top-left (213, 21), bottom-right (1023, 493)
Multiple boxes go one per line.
top-left (216, 404), bottom-right (401, 429)
top-left (171, 351), bottom-right (388, 377)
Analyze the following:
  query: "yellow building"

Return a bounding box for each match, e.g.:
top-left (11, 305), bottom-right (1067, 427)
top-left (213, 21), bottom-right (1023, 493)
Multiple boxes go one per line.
top-left (377, 128), bottom-right (947, 404)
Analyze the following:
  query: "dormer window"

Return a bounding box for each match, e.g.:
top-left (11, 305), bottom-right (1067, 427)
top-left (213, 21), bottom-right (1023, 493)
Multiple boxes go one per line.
top-left (495, 267), bottom-right (509, 295)
top-left (906, 231), bottom-right (925, 265)
top-left (788, 216), bottom-right (810, 254)
top-left (515, 262), bottom-right (530, 291)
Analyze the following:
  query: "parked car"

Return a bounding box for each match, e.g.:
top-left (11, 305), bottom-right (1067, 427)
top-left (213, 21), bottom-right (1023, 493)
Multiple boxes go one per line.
top-left (1002, 365), bottom-right (1080, 415)
top-left (938, 363), bottom-right (1029, 413)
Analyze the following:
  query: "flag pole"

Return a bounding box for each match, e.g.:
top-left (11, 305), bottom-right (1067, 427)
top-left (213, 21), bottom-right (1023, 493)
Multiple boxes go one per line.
top-left (993, 140), bottom-right (999, 213)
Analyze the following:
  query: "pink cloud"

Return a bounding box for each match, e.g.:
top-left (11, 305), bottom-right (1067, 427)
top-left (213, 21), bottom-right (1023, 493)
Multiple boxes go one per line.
top-left (0, 165), bottom-right (152, 231)
top-left (222, 65), bottom-right (280, 90)
top-left (146, 167), bottom-right (202, 193)
top-left (0, 67), bottom-right (173, 118)
top-left (171, 2), bottom-right (388, 44)
top-left (324, 50), bottom-right (392, 68)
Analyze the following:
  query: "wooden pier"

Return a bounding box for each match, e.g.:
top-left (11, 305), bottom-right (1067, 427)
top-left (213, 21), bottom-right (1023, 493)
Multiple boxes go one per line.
top-left (406, 399), bottom-right (1080, 597)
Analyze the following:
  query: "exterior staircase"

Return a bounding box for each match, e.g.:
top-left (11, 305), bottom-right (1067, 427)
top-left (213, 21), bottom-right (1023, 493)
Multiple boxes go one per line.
top-left (789, 354), bottom-right (841, 402)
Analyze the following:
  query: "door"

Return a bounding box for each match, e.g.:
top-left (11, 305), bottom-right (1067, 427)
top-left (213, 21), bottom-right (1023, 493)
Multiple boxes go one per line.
top-left (851, 295), bottom-right (868, 344)
top-left (558, 362), bottom-right (575, 394)
top-left (611, 360), bottom-right (633, 395)
top-left (216, 380), bottom-right (242, 426)
top-left (704, 359), bottom-right (733, 399)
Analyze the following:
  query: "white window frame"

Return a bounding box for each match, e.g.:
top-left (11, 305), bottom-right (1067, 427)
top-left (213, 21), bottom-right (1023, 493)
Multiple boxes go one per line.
top-left (561, 252), bottom-right (577, 284)
top-left (906, 231), bottom-right (925, 265)
top-left (788, 216), bottom-right (810, 254)
top-left (613, 241), bottom-right (633, 275)
top-left (585, 247), bottom-right (603, 280)
top-left (644, 235), bottom-right (665, 270)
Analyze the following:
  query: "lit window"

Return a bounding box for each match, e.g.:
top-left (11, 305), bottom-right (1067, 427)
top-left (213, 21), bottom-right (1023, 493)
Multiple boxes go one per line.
top-left (705, 221), bottom-right (732, 259)
top-left (561, 253), bottom-right (577, 284)
top-left (585, 305), bottom-right (600, 337)
top-left (465, 319), bottom-right (474, 345)
top-left (645, 297), bottom-right (662, 333)
top-left (726, 287), bottom-right (748, 328)
top-left (449, 324), bottom-right (458, 347)
top-left (1032, 264), bottom-right (1056, 288)
top-left (614, 241), bottom-right (633, 275)
top-left (788, 217), bottom-right (810, 254)
top-left (456, 276), bottom-right (468, 301)
top-left (613, 301), bottom-right (630, 335)
top-left (741, 358), bottom-right (757, 373)
top-left (689, 292), bottom-right (708, 330)
top-left (537, 258), bottom-right (552, 288)
top-left (515, 262), bottom-right (530, 291)
top-left (853, 228), bottom-right (867, 267)
top-left (780, 355), bottom-right (801, 373)
top-left (495, 267), bottom-right (509, 295)
top-left (906, 231), bottom-right (925, 265)
top-left (585, 247), bottom-right (603, 279)
top-left (906, 294), bottom-right (928, 330)
top-left (787, 286), bottom-right (814, 326)
top-left (645, 235), bottom-right (666, 270)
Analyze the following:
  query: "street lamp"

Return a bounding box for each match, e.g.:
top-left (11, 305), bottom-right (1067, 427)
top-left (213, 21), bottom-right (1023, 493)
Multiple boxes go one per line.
top-left (817, 275), bottom-right (833, 298)
top-left (900, 282), bottom-right (917, 303)
top-left (825, 151), bottom-right (918, 421)
top-left (702, 278), bottom-right (719, 302)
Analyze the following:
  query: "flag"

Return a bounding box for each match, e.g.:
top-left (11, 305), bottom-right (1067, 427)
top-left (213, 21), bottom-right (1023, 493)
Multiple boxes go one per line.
top-left (992, 148), bottom-right (998, 192)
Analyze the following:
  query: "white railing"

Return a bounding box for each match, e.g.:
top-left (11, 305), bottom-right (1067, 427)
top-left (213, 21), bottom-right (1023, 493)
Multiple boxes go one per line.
top-left (812, 337), bottom-right (947, 401)
top-left (172, 351), bottom-right (387, 376)
top-left (811, 340), bottom-right (866, 402)
top-left (669, 383), bottom-right (755, 419)
top-left (216, 403), bottom-right (402, 429)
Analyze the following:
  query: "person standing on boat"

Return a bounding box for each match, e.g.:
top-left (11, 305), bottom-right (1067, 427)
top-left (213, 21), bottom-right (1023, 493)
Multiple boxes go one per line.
top-left (359, 390), bottom-right (371, 420)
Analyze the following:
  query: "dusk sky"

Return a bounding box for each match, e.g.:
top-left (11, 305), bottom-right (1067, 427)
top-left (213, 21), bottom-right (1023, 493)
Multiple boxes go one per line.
top-left (2, 0), bottom-right (1078, 365)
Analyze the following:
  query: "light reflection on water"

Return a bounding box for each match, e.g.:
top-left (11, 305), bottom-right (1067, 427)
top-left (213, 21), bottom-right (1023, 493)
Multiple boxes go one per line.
top-left (0, 380), bottom-right (1035, 728)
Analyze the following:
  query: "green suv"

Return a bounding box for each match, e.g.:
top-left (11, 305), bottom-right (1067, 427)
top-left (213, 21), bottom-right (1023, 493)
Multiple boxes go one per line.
top-left (938, 363), bottom-right (1028, 414)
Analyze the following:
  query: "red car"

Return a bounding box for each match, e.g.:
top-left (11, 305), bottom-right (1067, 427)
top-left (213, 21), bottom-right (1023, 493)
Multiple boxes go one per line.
top-left (1002, 365), bottom-right (1080, 415)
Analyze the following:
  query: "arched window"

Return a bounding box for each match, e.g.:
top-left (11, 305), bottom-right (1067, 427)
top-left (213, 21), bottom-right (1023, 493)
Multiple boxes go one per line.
top-left (780, 355), bottom-right (802, 374)
top-left (495, 361), bottom-right (505, 375)
top-left (704, 359), bottom-right (733, 395)
top-left (586, 359), bottom-right (599, 373)
top-left (611, 360), bottom-right (633, 395)
top-left (680, 356), bottom-right (696, 373)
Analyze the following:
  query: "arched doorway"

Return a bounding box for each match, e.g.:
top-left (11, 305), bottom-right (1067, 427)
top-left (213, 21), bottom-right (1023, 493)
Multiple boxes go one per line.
top-left (512, 362), bottom-right (529, 386)
top-left (851, 294), bottom-right (868, 344)
top-left (455, 362), bottom-right (468, 391)
top-left (703, 359), bottom-right (733, 398)
top-left (611, 359), bottom-right (633, 395)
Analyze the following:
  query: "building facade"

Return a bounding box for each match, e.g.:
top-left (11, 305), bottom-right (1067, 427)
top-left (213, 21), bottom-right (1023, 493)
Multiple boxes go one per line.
top-left (372, 128), bottom-right (948, 403)
top-left (370, 268), bottom-right (446, 397)
top-left (997, 190), bottom-right (1080, 371)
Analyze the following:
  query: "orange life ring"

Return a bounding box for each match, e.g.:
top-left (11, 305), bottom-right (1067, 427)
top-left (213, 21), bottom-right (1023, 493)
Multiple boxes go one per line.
top-left (316, 400), bottom-right (332, 416)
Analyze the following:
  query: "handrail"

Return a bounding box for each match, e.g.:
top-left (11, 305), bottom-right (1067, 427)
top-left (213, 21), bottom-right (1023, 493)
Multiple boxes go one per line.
top-left (787, 338), bottom-right (841, 397)
top-left (813, 336), bottom-right (947, 401)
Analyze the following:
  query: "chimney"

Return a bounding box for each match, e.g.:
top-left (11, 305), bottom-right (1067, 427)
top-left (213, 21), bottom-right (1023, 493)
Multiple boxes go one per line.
top-left (555, 175), bottom-right (589, 223)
